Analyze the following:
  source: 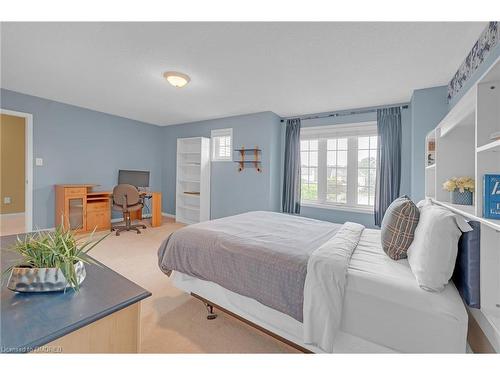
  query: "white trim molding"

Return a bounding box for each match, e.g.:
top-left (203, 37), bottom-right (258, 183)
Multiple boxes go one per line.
top-left (301, 121), bottom-right (377, 138)
top-left (0, 212), bottom-right (26, 217)
top-left (211, 127), bottom-right (233, 162)
top-left (0, 108), bottom-right (34, 232)
top-left (301, 201), bottom-right (373, 214)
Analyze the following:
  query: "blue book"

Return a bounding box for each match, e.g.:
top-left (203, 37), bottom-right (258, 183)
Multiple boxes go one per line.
top-left (483, 174), bottom-right (500, 219)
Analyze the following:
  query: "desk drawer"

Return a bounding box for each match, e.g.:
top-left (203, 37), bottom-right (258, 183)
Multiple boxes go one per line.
top-left (87, 201), bottom-right (109, 212)
top-left (86, 210), bottom-right (110, 231)
top-left (65, 187), bottom-right (86, 196)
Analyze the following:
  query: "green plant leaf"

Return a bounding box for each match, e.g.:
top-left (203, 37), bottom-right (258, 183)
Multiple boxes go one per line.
top-left (2, 225), bottom-right (106, 291)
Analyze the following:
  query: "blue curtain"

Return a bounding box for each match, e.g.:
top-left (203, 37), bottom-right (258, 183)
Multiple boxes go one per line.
top-left (375, 107), bottom-right (402, 226)
top-left (282, 118), bottom-right (301, 214)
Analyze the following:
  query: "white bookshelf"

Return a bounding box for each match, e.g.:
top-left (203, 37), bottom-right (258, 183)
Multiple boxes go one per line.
top-left (425, 56), bottom-right (500, 351)
top-left (176, 137), bottom-right (211, 225)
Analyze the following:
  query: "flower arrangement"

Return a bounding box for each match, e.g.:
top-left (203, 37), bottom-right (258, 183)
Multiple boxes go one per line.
top-left (442, 177), bottom-right (475, 193)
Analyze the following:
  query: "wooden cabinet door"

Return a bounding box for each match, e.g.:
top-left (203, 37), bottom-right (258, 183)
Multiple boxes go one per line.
top-left (65, 196), bottom-right (86, 232)
top-left (86, 210), bottom-right (110, 232)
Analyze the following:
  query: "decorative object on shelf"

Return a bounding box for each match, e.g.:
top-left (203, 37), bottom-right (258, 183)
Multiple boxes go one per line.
top-left (427, 140), bottom-right (435, 166)
top-left (442, 177), bottom-right (475, 205)
top-left (235, 146), bottom-right (262, 172)
top-left (483, 174), bottom-right (500, 219)
top-left (448, 22), bottom-right (499, 102)
top-left (3, 225), bottom-right (107, 292)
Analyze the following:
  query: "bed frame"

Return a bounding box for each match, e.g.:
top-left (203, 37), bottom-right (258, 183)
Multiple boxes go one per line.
top-left (191, 292), bottom-right (313, 353)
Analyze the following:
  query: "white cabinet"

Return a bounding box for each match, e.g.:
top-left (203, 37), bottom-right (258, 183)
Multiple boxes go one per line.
top-left (176, 137), bottom-right (211, 224)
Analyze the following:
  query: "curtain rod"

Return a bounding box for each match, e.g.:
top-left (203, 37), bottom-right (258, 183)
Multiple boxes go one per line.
top-left (280, 104), bottom-right (409, 123)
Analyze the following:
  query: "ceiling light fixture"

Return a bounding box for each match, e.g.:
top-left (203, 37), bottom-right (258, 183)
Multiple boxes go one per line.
top-left (163, 71), bottom-right (191, 88)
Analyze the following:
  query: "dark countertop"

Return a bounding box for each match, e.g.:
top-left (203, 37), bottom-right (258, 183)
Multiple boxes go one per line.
top-left (0, 234), bottom-right (151, 353)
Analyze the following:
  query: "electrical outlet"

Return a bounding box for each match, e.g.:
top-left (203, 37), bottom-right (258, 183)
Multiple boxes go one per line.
top-left (4, 197), bottom-right (11, 204)
top-left (35, 158), bottom-right (43, 166)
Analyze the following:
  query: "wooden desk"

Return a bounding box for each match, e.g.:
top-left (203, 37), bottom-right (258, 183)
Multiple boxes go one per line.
top-left (0, 234), bottom-right (151, 353)
top-left (55, 185), bottom-right (163, 233)
top-left (55, 185), bottom-right (111, 233)
top-left (130, 191), bottom-right (162, 227)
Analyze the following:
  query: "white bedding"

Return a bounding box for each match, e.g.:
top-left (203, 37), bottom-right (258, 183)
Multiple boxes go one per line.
top-left (172, 228), bottom-right (468, 353)
top-left (303, 222), bottom-right (364, 352)
top-left (342, 229), bottom-right (468, 353)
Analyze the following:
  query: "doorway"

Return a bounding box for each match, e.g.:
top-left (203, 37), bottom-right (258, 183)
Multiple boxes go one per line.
top-left (0, 109), bottom-right (33, 234)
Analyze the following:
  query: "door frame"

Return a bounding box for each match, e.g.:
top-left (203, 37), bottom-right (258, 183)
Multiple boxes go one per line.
top-left (0, 108), bottom-right (34, 232)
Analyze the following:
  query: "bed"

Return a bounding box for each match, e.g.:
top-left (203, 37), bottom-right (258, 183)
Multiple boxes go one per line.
top-left (158, 211), bottom-right (469, 353)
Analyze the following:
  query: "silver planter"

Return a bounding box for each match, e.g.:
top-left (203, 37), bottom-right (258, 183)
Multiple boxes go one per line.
top-left (7, 261), bottom-right (86, 292)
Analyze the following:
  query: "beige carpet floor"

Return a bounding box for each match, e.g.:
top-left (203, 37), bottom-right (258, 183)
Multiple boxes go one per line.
top-left (88, 218), bottom-right (299, 353)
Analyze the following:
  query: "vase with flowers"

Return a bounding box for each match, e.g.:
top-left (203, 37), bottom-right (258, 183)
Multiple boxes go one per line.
top-left (442, 177), bottom-right (475, 205)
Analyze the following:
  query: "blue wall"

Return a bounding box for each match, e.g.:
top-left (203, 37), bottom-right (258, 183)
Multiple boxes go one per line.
top-left (162, 112), bottom-right (282, 219)
top-left (409, 86), bottom-right (448, 201)
top-left (0, 89), bottom-right (164, 229)
top-left (294, 106), bottom-right (412, 228)
top-left (0, 86), bottom-right (414, 230)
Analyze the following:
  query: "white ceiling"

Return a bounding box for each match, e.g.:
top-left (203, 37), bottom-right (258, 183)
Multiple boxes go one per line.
top-left (1, 22), bottom-right (486, 126)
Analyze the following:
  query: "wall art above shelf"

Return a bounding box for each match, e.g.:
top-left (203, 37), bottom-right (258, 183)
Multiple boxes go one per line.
top-left (234, 146), bottom-right (262, 172)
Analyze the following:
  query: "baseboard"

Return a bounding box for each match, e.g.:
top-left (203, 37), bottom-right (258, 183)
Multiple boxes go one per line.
top-left (0, 212), bottom-right (25, 218)
top-left (31, 213), bottom-right (174, 233)
top-left (111, 214), bottom-right (153, 223)
top-left (32, 227), bottom-right (55, 232)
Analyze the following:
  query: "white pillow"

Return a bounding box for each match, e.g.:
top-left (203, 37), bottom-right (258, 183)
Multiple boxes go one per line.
top-left (416, 198), bottom-right (433, 209)
top-left (407, 204), bottom-right (473, 292)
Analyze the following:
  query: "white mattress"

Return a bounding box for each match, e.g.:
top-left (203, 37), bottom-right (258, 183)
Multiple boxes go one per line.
top-left (172, 228), bottom-right (468, 353)
top-left (342, 229), bottom-right (467, 353)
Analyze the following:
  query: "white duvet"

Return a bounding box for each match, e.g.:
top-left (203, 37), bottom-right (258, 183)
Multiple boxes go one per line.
top-left (303, 222), bottom-right (365, 352)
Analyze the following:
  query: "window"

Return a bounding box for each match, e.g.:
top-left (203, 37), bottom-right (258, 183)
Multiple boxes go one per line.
top-left (326, 138), bottom-right (348, 203)
top-left (300, 122), bottom-right (378, 211)
top-left (211, 128), bottom-right (233, 161)
top-left (356, 135), bottom-right (378, 206)
top-left (300, 139), bottom-right (318, 200)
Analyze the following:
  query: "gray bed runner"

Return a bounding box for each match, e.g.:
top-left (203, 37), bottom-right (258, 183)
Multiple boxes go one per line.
top-left (158, 211), bottom-right (340, 322)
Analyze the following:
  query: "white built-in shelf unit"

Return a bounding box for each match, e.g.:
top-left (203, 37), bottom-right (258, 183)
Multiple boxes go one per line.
top-left (424, 57), bottom-right (500, 351)
top-left (176, 137), bottom-right (211, 225)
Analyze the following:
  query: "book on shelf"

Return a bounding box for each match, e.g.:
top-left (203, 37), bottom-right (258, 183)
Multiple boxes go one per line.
top-left (483, 174), bottom-right (500, 219)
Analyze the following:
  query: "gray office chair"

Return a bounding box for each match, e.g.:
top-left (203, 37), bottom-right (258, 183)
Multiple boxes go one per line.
top-left (111, 184), bottom-right (146, 235)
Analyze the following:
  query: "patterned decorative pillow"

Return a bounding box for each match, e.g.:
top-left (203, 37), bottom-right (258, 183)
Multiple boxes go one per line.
top-left (380, 195), bottom-right (420, 260)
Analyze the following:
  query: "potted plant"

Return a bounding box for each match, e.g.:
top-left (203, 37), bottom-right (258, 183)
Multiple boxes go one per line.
top-left (3, 225), bottom-right (108, 293)
top-left (442, 177), bottom-right (475, 205)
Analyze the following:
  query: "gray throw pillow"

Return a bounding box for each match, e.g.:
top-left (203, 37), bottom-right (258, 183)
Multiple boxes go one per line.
top-left (380, 195), bottom-right (420, 260)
